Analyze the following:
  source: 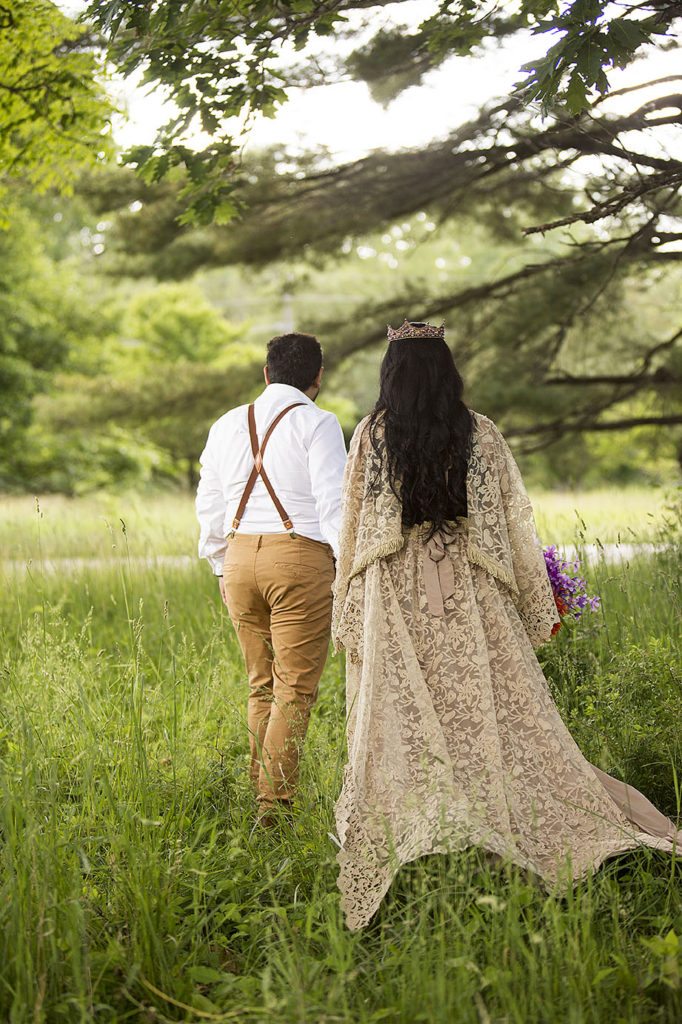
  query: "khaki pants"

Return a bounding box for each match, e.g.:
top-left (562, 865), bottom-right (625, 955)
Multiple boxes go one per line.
top-left (222, 533), bottom-right (335, 810)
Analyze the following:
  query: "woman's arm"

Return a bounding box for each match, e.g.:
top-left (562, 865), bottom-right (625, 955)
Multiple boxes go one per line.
top-left (490, 422), bottom-right (560, 646)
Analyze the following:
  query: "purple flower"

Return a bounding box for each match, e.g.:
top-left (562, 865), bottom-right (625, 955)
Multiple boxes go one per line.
top-left (543, 546), bottom-right (600, 623)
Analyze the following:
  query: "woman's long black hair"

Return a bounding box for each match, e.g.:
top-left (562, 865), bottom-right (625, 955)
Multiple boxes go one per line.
top-left (368, 333), bottom-right (473, 534)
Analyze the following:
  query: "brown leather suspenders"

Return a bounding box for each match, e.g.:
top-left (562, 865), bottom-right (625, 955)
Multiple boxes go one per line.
top-left (230, 402), bottom-right (304, 538)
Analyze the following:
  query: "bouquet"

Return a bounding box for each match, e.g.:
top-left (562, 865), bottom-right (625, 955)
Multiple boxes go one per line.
top-left (543, 545), bottom-right (600, 636)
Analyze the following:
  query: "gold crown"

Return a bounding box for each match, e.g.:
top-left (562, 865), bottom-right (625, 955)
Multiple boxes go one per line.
top-left (386, 319), bottom-right (445, 341)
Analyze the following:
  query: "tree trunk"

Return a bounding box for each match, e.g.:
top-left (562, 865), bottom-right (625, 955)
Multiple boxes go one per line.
top-left (186, 457), bottom-right (199, 491)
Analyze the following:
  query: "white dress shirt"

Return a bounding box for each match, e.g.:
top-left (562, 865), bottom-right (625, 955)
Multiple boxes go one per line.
top-left (196, 383), bottom-right (348, 574)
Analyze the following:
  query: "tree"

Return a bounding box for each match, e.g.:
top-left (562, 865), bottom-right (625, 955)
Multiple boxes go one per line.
top-left (85, 0), bottom-right (681, 223)
top-left (0, 1), bottom-right (113, 206)
top-left (0, 2), bottom-right (117, 489)
top-left (79, 83), bottom-right (682, 464)
top-left (79, 1), bottom-right (681, 472)
top-left (0, 194), bottom-right (101, 489)
top-left (121, 282), bottom-right (241, 365)
top-left (42, 283), bottom-right (263, 488)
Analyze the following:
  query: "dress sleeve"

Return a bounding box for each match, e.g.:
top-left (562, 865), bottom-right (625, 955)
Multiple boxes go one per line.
top-left (490, 423), bottom-right (560, 646)
top-left (331, 418), bottom-right (370, 652)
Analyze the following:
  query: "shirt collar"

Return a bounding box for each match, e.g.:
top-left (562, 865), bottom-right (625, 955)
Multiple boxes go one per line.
top-left (257, 382), bottom-right (315, 411)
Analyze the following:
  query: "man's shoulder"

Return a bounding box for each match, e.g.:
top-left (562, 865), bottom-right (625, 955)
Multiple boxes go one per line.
top-left (216, 403), bottom-right (249, 425)
top-left (311, 405), bottom-right (343, 428)
top-left (280, 398), bottom-right (342, 435)
top-left (207, 404), bottom-right (249, 438)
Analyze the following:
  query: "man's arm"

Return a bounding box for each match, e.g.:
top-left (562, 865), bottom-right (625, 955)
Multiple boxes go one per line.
top-left (196, 425), bottom-right (229, 579)
top-left (307, 413), bottom-right (347, 558)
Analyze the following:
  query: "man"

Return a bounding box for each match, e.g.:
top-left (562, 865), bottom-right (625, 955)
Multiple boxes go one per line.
top-left (196, 332), bottom-right (347, 825)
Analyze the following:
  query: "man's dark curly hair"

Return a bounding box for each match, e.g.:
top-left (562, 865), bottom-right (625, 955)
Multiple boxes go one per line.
top-left (266, 332), bottom-right (322, 391)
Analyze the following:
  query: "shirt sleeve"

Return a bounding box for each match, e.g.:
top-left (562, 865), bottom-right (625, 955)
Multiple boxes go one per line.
top-left (307, 412), bottom-right (347, 559)
top-left (196, 425), bottom-right (228, 575)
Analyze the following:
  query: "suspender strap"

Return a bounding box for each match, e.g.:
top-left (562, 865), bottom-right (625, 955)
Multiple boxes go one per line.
top-left (231, 402), bottom-right (304, 534)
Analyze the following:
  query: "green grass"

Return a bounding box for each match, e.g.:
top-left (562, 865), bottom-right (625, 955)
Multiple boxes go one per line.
top-left (0, 494), bottom-right (680, 1022)
top-left (0, 493), bottom-right (198, 562)
top-left (531, 485), bottom-right (675, 545)
top-left (0, 484), bottom-right (676, 566)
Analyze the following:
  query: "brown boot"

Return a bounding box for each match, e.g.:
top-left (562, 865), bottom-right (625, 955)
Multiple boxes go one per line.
top-left (256, 799), bottom-right (294, 830)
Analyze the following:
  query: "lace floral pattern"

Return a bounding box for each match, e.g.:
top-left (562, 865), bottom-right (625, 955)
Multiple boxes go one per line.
top-left (332, 413), bottom-right (680, 931)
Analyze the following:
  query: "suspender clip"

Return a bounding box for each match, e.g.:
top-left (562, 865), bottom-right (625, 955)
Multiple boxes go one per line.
top-left (283, 518), bottom-right (296, 539)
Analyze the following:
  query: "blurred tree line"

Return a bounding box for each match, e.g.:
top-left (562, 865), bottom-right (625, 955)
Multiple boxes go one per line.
top-left (0, 0), bottom-right (680, 493)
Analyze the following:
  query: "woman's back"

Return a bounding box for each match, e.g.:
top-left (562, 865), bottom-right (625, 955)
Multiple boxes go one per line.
top-left (332, 319), bottom-right (681, 931)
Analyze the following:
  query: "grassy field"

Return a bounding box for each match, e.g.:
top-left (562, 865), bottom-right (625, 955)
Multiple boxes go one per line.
top-left (0, 490), bottom-right (680, 1023)
top-left (0, 484), bottom-right (677, 565)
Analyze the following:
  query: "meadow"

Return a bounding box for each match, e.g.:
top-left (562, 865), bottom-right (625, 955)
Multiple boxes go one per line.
top-left (0, 489), bottom-right (680, 1023)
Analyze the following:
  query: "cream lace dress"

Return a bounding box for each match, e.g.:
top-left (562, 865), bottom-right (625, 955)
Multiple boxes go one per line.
top-left (332, 412), bottom-right (680, 931)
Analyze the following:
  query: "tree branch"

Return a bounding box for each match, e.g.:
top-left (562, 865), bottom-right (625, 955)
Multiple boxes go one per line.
top-left (322, 251), bottom-right (597, 368)
top-left (508, 415), bottom-right (682, 438)
top-left (545, 371), bottom-right (679, 386)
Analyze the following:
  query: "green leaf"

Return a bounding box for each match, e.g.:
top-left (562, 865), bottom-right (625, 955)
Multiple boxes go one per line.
top-left (186, 965), bottom-right (229, 984)
top-left (565, 71), bottom-right (588, 112)
top-left (609, 18), bottom-right (649, 52)
top-left (213, 199), bottom-right (240, 225)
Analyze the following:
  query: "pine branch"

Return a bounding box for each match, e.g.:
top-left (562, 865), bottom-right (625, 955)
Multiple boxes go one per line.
top-left (508, 414), bottom-right (682, 439)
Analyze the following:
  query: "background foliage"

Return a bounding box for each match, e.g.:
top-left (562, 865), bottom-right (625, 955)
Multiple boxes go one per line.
top-left (0, 0), bottom-right (680, 492)
top-left (0, 0), bottom-right (112, 207)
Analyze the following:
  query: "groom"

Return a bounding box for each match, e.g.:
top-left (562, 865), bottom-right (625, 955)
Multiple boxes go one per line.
top-left (196, 332), bottom-right (347, 824)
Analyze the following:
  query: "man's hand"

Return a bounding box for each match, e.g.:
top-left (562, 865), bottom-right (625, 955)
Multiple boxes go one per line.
top-left (218, 576), bottom-right (229, 607)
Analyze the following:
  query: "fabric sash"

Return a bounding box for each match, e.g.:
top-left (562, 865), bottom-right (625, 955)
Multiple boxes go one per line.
top-left (423, 533), bottom-right (456, 616)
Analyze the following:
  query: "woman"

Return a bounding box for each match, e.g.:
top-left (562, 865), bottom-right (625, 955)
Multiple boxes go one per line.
top-left (332, 320), bottom-right (680, 931)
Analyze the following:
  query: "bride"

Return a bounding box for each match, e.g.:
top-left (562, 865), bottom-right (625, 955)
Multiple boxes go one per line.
top-left (332, 320), bottom-right (680, 931)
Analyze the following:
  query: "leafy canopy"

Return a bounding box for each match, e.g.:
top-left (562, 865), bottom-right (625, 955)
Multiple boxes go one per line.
top-left (86, 0), bottom-right (680, 224)
top-left (0, 1), bottom-right (114, 206)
